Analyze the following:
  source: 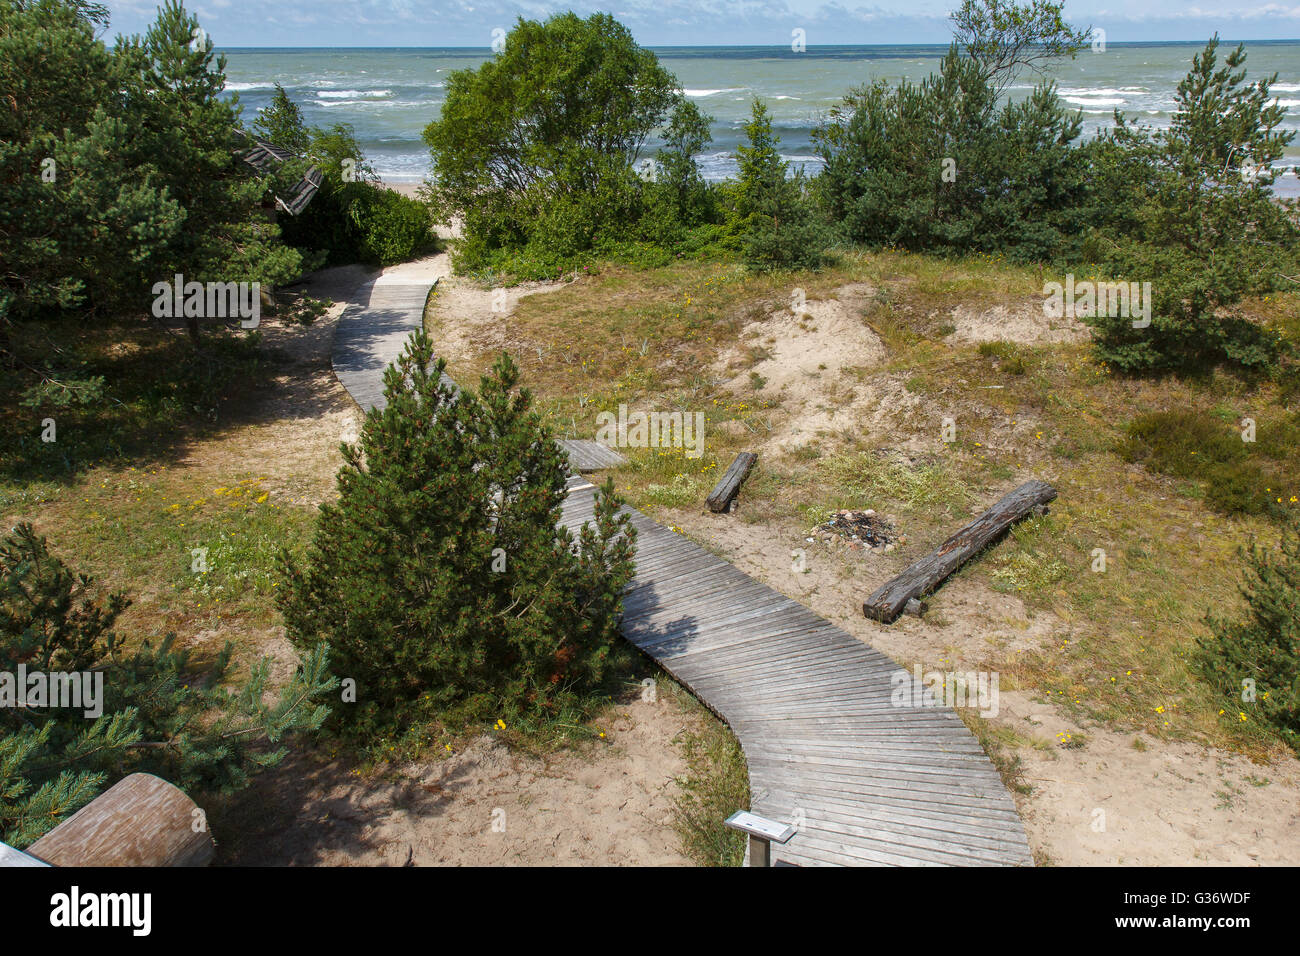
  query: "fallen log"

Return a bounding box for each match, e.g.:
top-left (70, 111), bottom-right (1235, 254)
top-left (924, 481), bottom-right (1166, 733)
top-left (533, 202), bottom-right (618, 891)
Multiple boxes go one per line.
top-left (706, 452), bottom-right (757, 513)
top-left (26, 773), bottom-right (214, 867)
top-left (863, 479), bottom-right (1057, 624)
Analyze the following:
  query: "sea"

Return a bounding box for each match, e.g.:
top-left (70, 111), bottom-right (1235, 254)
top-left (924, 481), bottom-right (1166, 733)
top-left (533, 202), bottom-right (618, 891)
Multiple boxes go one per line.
top-left (220, 42), bottom-right (1300, 197)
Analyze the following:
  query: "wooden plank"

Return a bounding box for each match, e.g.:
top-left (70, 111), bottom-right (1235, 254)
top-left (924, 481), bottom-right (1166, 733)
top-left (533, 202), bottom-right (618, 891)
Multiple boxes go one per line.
top-left (27, 773), bottom-right (214, 867)
top-left (864, 480), bottom-right (1057, 623)
top-left (706, 452), bottom-right (757, 513)
top-left (558, 439), bottom-right (626, 472)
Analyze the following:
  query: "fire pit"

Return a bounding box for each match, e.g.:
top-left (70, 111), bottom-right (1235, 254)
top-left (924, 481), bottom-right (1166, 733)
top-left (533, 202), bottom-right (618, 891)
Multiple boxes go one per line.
top-left (811, 509), bottom-right (906, 554)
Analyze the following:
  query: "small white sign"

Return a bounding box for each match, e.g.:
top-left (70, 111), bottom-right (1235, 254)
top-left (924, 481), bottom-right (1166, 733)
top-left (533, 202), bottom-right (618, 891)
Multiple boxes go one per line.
top-left (725, 811), bottom-right (796, 843)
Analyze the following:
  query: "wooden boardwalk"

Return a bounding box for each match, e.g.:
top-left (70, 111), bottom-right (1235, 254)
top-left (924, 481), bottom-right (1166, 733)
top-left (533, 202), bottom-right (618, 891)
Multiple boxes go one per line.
top-left (332, 274), bottom-right (438, 413)
top-left (332, 277), bottom-right (1033, 867)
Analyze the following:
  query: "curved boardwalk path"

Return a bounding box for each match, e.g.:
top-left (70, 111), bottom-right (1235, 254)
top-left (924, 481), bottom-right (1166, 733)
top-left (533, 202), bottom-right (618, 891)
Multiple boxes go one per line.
top-left (332, 274), bottom-right (1033, 867)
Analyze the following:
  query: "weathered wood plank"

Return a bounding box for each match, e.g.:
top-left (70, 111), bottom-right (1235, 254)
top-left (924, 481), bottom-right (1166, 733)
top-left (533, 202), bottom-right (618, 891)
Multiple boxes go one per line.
top-left (27, 773), bottom-right (214, 867)
top-left (558, 439), bottom-right (626, 472)
top-left (864, 480), bottom-right (1057, 623)
top-left (706, 452), bottom-right (757, 513)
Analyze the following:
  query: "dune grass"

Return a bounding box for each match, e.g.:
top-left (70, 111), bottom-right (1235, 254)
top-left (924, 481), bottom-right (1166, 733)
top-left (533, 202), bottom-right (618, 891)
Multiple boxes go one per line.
top-left (431, 244), bottom-right (1300, 759)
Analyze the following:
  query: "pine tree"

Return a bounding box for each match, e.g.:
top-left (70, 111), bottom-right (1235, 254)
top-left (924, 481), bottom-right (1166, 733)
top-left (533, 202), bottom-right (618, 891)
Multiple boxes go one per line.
top-left (252, 83), bottom-right (312, 155)
top-left (116, 1), bottom-right (303, 341)
top-left (278, 329), bottom-right (637, 739)
top-left (1198, 515), bottom-right (1300, 753)
top-left (0, 523), bottom-right (336, 848)
top-left (734, 100), bottom-right (833, 272)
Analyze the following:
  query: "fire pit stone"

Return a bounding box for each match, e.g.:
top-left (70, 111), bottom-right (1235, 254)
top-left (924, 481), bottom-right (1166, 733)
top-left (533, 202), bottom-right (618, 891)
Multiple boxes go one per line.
top-left (811, 508), bottom-right (906, 555)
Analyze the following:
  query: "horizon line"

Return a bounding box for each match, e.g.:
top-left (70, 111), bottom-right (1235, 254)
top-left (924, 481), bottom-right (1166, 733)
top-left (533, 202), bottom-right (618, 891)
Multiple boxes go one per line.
top-left (213, 38), bottom-right (1300, 50)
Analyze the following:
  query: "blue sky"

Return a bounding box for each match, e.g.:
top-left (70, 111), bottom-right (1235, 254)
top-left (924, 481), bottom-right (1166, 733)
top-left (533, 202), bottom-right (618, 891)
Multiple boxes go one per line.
top-left (101, 1), bottom-right (1300, 46)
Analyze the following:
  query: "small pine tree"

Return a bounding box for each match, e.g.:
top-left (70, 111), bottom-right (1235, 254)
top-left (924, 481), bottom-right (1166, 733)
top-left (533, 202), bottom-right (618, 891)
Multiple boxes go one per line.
top-left (0, 523), bottom-right (336, 847)
top-left (733, 100), bottom-right (833, 272)
top-left (1198, 515), bottom-right (1300, 753)
top-left (252, 83), bottom-right (312, 155)
top-left (278, 329), bottom-right (636, 739)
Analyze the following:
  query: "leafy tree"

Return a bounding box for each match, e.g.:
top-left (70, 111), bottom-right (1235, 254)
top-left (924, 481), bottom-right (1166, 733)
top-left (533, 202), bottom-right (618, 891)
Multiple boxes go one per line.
top-left (0, 523), bottom-right (335, 848)
top-left (1085, 37), bottom-right (1299, 373)
top-left (423, 11), bottom-right (708, 274)
top-left (279, 330), bottom-right (637, 739)
top-left (1198, 514), bottom-right (1300, 754)
top-left (950, 0), bottom-right (1092, 95)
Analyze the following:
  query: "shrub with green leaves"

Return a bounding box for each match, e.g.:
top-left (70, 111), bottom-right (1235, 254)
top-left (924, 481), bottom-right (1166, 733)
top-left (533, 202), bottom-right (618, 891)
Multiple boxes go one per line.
top-left (0, 523), bottom-right (335, 848)
top-left (1198, 515), bottom-right (1300, 753)
top-left (278, 329), bottom-right (637, 740)
top-left (423, 12), bottom-right (718, 277)
top-left (255, 86), bottom-right (434, 267)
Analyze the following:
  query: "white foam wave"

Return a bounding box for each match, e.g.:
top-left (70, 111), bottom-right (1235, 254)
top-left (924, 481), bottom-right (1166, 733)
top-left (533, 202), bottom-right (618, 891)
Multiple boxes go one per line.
top-left (316, 89), bottom-right (392, 99)
top-left (1059, 87), bottom-right (1147, 97)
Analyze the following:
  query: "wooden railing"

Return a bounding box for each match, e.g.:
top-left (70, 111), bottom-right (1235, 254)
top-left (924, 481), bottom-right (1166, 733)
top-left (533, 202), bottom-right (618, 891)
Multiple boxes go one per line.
top-left (1, 773), bottom-right (214, 867)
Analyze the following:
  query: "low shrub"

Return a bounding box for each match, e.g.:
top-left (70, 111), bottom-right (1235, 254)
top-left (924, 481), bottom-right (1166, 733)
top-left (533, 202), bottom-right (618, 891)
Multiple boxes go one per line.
top-left (1119, 409), bottom-right (1300, 517)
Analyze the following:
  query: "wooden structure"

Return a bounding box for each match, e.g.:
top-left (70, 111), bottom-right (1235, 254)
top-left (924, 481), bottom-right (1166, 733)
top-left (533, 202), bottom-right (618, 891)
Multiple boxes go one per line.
top-left (334, 278), bottom-right (1035, 867)
top-left (557, 439), bottom-right (626, 472)
top-left (10, 774), bottom-right (214, 867)
top-left (864, 480), bottom-right (1057, 624)
top-left (706, 452), bottom-right (757, 513)
top-left (233, 129), bottom-right (325, 218)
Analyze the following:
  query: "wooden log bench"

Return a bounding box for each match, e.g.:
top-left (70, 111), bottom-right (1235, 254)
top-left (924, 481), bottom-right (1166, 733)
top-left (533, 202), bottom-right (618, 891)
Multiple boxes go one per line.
top-left (706, 452), bottom-right (757, 513)
top-left (12, 773), bottom-right (215, 867)
top-left (863, 479), bottom-right (1057, 624)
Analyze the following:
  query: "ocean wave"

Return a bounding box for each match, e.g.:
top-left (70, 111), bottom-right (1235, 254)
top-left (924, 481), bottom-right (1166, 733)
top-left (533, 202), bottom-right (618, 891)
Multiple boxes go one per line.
top-left (1058, 87), bottom-right (1147, 97)
top-left (313, 97), bottom-right (440, 108)
top-left (225, 81), bottom-right (272, 91)
top-left (1063, 96), bottom-right (1125, 106)
top-left (1273, 83), bottom-right (1300, 92)
top-left (316, 89), bottom-right (393, 99)
top-left (684, 88), bottom-right (744, 97)
top-left (1276, 99), bottom-right (1300, 108)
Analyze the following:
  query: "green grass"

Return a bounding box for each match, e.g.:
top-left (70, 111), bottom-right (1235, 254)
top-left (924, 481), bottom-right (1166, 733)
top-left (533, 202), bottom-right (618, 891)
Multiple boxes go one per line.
top-left (662, 679), bottom-right (750, 867)
top-left (1119, 408), bottom-right (1300, 518)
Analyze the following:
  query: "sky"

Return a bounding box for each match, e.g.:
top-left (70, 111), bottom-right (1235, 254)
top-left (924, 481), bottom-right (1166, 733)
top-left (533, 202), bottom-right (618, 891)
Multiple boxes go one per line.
top-left (100, 1), bottom-right (1300, 47)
